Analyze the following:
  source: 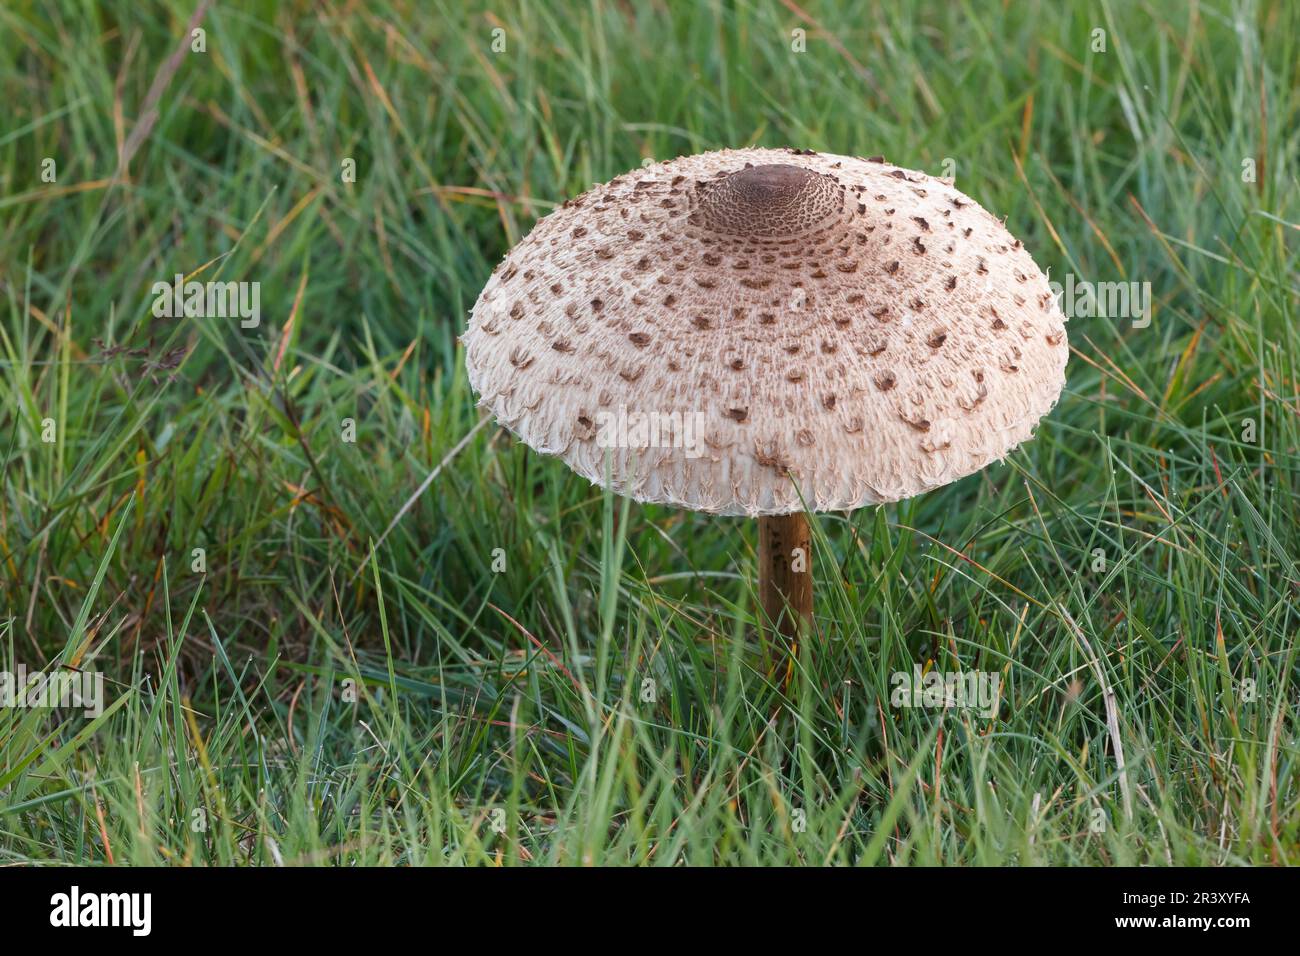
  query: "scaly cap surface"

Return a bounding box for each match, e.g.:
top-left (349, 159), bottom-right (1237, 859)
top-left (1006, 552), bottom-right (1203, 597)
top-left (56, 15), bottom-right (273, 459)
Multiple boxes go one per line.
top-left (464, 147), bottom-right (1068, 515)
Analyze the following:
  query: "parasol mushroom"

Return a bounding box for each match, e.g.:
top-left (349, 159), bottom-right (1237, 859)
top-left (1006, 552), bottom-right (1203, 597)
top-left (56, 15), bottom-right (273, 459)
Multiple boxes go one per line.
top-left (463, 147), bottom-right (1068, 662)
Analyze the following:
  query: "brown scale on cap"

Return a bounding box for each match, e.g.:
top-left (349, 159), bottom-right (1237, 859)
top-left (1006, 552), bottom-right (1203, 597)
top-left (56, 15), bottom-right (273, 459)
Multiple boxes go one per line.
top-left (463, 147), bottom-right (1069, 515)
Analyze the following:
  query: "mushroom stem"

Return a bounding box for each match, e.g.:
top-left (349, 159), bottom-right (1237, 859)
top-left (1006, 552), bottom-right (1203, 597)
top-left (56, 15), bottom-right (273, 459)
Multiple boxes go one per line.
top-left (758, 513), bottom-right (813, 671)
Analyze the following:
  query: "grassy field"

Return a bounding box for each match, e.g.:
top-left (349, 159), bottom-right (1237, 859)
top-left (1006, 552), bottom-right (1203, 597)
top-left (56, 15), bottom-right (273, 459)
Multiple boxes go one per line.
top-left (1, 0), bottom-right (1297, 866)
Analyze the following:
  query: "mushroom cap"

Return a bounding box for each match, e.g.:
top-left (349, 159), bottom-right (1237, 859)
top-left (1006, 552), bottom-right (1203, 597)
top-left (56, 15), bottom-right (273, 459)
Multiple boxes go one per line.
top-left (463, 147), bottom-right (1068, 516)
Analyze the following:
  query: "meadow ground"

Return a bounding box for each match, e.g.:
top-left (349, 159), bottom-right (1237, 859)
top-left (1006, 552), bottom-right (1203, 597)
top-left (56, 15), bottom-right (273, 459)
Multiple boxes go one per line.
top-left (1, 0), bottom-right (1298, 865)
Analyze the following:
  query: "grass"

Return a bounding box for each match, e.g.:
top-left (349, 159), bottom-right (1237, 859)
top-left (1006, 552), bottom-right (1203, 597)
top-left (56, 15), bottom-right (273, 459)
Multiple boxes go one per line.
top-left (0, 0), bottom-right (1297, 866)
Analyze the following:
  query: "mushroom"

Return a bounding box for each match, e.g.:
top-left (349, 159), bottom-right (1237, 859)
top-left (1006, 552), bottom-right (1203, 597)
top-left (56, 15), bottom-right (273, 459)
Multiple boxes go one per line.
top-left (463, 148), bottom-right (1068, 660)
